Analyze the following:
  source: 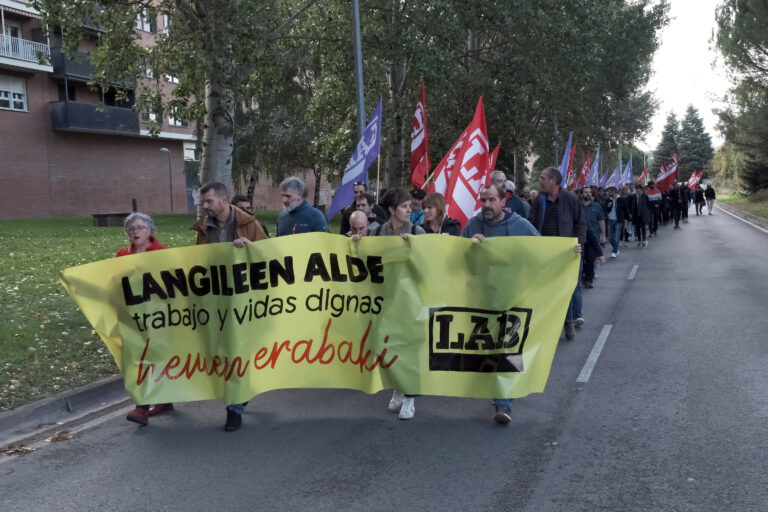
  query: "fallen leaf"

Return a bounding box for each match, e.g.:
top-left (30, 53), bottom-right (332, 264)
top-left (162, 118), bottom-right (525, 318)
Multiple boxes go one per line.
top-left (45, 431), bottom-right (74, 443)
top-left (1, 444), bottom-right (36, 456)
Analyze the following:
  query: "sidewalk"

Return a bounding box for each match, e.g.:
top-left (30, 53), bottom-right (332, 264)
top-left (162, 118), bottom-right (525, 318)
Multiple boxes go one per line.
top-left (0, 375), bottom-right (128, 447)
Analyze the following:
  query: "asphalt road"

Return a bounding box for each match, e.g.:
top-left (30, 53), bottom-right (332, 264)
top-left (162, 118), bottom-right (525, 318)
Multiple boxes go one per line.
top-left (2, 205), bottom-right (767, 512)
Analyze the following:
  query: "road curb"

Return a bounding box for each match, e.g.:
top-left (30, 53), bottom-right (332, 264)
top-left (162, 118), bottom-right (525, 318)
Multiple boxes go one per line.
top-left (715, 201), bottom-right (768, 230)
top-left (0, 375), bottom-right (128, 446)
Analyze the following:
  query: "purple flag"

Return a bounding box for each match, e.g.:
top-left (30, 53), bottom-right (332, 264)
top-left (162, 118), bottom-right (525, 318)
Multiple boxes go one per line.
top-left (585, 144), bottom-right (600, 187)
top-left (327, 98), bottom-right (383, 220)
top-left (607, 165), bottom-right (622, 188)
top-left (558, 131), bottom-right (573, 185)
top-left (621, 157), bottom-right (633, 185)
top-left (598, 165), bottom-right (611, 189)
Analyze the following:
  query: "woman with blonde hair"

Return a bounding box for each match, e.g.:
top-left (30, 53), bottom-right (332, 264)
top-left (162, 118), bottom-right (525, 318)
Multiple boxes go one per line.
top-left (420, 193), bottom-right (461, 236)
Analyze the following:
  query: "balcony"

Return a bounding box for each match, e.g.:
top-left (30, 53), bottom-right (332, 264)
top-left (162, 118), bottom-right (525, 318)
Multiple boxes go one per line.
top-left (0, 34), bottom-right (52, 72)
top-left (50, 101), bottom-right (140, 136)
top-left (50, 49), bottom-right (92, 80)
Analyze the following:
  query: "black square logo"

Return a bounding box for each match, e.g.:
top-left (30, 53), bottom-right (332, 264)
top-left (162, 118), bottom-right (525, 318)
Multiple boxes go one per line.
top-left (428, 306), bottom-right (531, 372)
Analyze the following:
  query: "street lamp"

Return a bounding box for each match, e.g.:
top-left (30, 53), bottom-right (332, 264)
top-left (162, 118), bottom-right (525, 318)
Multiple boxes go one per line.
top-left (159, 147), bottom-right (173, 214)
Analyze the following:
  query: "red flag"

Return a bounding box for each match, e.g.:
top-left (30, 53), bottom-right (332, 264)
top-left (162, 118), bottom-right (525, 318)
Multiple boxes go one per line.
top-left (488, 142), bottom-right (501, 174)
top-left (656, 148), bottom-right (679, 192)
top-left (687, 170), bottom-right (701, 190)
top-left (564, 141), bottom-right (578, 190)
top-left (574, 153), bottom-right (591, 189)
top-left (636, 168), bottom-right (648, 185)
top-left (444, 98), bottom-right (489, 228)
top-left (410, 83), bottom-right (430, 189)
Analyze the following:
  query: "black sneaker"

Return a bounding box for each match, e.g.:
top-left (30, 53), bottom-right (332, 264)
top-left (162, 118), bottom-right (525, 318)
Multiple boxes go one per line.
top-left (564, 321), bottom-right (575, 340)
top-left (224, 410), bottom-right (242, 432)
top-left (493, 407), bottom-right (512, 424)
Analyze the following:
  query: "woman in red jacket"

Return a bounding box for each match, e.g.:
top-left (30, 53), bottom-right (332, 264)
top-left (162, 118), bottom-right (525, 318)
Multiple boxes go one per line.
top-left (117, 212), bottom-right (174, 426)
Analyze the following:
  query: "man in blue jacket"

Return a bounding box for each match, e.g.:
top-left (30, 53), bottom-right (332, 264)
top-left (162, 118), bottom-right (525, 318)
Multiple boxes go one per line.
top-left (276, 177), bottom-right (329, 236)
top-left (462, 184), bottom-right (538, 424)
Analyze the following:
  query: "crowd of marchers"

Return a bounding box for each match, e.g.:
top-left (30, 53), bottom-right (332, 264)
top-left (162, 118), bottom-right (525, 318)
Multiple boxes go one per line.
top-left (113, 170), bottom-right (716, 431)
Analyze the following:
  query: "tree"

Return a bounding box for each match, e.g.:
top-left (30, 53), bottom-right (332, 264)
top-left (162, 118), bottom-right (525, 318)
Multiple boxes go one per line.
top-left (710, 141), bottom-right (746, 184)
top-left (714, 0), bottom-right (768, 193)
top-left (650, 112), bottom-right (679, 177)
top-left (33, 0), bottom-right (318, 192)
top-left (678, 105), bottom-right (714, 182)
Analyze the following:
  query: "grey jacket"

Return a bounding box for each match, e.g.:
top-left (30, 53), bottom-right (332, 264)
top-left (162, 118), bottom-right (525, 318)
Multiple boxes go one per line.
top-left (528, 187), bottom-right (586, 244)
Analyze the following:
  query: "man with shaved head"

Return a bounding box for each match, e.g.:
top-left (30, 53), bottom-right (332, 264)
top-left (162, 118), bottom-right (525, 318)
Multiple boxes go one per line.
top-left (347, 210), bottom-right (369, 239)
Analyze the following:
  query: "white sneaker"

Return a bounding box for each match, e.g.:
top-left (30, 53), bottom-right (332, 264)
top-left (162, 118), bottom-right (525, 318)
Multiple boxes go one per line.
top-left (574, 317), bottom-right (585, 328)
top-left (399, 397), bottom-right (415, 420)
top-left (616, 250), bottom-right (620, 257)
top-left (388, 391), bottom-right (404, 413)
top-left (610, 252), bottom-right (616, 258)
top-left (643, 240), bottom-right (648, 248)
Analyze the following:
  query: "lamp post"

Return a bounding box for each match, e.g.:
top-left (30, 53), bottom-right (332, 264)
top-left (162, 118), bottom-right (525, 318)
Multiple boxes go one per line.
top-left (159, 147), bottom-right (173, 214)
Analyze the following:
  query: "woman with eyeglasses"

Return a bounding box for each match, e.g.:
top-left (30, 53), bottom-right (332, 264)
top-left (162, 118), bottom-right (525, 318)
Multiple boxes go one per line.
top-left (117, 212), bottom-right (175, 425)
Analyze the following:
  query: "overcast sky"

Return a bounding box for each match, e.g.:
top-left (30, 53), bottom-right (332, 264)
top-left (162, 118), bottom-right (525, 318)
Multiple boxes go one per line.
top-left (638, 0), bottom-right (731, 152)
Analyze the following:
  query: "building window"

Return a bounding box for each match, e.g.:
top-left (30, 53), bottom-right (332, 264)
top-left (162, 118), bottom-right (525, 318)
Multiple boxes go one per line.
top-left (57, 83), bottom-right (76, 102)
top-left (162, 14), bottom-right (171, 34)
top-left (142, 108), bottom-right (163, 124)
top-left (168, 115), bottom-right (187, 127)
top-left (165, 74), bottom-right (179, 84)
top-left (0, 74), bottom-right (27, 112)
top-left (136, 10), bottom-right (157, 33)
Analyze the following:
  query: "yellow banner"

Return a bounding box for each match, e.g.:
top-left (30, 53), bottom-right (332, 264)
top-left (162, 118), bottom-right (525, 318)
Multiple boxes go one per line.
top-left (59, 234), bottom-right (579, 405)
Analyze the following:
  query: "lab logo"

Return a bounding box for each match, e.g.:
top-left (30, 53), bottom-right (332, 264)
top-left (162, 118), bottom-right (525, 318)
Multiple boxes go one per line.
top-left (428, 306), bottom-right (531, 372)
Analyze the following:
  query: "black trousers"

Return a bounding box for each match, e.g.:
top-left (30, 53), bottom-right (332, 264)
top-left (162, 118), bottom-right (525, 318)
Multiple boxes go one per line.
top-left (583, 244), bottom-right (597, 283)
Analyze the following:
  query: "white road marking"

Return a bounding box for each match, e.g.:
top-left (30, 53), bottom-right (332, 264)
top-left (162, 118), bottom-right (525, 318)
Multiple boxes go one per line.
top-left (715, 204), bottom-right (768, 234)
top-left (628, 265), bottom-right (639, 280)
top-left (577, 324), bottom-right (612, 383)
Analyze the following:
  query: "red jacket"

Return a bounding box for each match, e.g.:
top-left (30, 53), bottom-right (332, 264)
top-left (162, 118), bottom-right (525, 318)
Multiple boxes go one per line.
top-left (115, 236), bottom-right (168, 257)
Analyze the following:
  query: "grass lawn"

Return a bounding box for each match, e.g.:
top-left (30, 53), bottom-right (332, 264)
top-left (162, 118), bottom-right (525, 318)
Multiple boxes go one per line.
top-left (0, 211), bottom-right (341, 411)
top-left (717, 191), bottom-right (768, 219)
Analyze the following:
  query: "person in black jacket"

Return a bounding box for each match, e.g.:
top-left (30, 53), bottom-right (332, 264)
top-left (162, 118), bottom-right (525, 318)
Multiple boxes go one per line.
top-left (630, 184), bottom-right (653, 247)
top-left (705, 183), bottom-right (717, 215)
top-left (529, 167), bottom-right (586, 340)
top-left (668, 182), bottom-right (682, 228)
top-left (603, 186), bottom-right (629, 257)
top-left (680, 183), bottom-right (691, 223)
top-left (420, 192), bottom-right (461, 235)
top-left (694, 184), bottom-right (706, 215)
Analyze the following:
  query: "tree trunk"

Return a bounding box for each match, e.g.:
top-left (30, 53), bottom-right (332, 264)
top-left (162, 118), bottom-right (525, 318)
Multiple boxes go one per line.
top-left (246, 152), bottom-right (263, 204)
top-left (514, 152), bottom-right (527, 190)
top-left (384, 1), bottom-right (407, 188)
top-left (199, 80), bottom-right (235, 192)
top-left (312, 166), bottom-right (322, 208)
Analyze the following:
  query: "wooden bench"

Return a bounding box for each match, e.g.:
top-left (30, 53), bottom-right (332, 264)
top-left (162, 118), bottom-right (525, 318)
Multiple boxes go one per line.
top-left (91, 212), bottom-right (131, 227)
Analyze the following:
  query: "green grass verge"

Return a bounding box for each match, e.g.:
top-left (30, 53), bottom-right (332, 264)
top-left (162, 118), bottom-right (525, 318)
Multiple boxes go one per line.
top-left (0, 211), bottom-right (341, 411)
top-left (717, 191), bottom-right (768, 219)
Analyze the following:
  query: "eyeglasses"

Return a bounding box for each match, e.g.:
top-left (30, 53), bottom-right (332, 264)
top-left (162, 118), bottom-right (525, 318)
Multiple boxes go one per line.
top-left (354, 181), bottom-right (367, 186)
top-left (125, 225), bottom-right (148, 233)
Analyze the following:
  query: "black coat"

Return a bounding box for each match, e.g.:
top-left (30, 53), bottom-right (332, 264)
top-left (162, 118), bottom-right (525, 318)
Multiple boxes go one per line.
top-left (629, 194), bottom-right (652, 225)
top-left (421, 216), bottom-right (461, 236)
top-left (604, 196), bottom-right (630, 223)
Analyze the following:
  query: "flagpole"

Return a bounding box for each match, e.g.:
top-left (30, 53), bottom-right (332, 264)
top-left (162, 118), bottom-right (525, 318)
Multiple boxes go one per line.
top-left (376, 154), bottom-right (381, 199)
top-left (351, 0), bottom-right (366, 138)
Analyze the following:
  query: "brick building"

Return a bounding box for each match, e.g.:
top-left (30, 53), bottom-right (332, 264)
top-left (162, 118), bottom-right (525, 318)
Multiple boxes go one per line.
top-left (0, 1), bottom-right (330, 220)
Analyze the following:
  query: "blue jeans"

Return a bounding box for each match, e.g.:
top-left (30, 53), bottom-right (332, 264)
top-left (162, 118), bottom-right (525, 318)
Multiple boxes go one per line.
top-left (567, 259), bottom-right (583, 321)
top-left (494, 398), bottom-right (513, 410)
top-left (607, 219), bottom-right (621, 253)
top-left (226, 402), bottom-right (248, 415)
